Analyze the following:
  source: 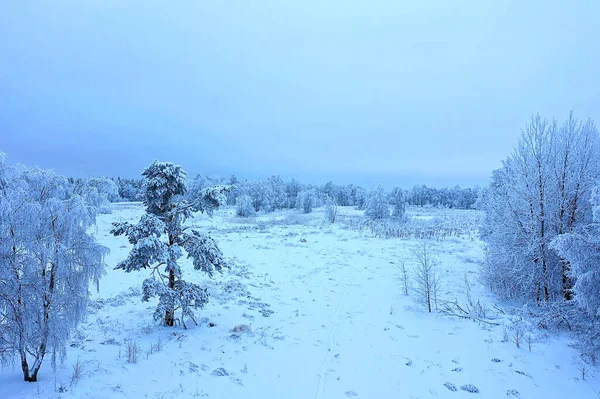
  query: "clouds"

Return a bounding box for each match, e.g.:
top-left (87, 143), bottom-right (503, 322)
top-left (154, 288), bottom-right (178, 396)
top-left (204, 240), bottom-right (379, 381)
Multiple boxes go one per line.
top-left (1, 0), bottom-right (599, 186)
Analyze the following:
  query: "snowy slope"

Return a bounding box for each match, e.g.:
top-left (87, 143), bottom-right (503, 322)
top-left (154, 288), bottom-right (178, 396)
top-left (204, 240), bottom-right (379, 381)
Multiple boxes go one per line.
top-left (1, 204), bottom-right (598, 399)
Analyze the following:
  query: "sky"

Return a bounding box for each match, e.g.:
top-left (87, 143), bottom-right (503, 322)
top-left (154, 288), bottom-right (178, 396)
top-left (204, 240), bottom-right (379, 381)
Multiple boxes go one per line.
top-left (1, 0), bottom-right (599, 188)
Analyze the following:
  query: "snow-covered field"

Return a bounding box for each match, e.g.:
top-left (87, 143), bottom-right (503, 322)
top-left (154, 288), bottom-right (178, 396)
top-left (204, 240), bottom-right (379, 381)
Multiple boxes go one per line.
top-left (1, 204), bottom-right (598, 398)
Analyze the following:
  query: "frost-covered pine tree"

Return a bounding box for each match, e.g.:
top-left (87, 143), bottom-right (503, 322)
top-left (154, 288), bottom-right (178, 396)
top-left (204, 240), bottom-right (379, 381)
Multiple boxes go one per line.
top-left (365, 185), bottom-right (390, 220)
top-left (111, 161), bottom-right (228, 327)
top-left (0, 157), bottom-right (107, 382)
top-left (390, 187), bottom-right (407, 219)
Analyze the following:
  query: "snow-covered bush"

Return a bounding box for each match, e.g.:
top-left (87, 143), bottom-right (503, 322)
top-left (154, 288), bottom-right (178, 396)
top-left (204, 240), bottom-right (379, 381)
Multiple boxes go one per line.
top-left (0, 157), bottom-right (108, 382)
top-left (111, 161), bottom-right (229, 327)
top-left (324, 197), bottom-right (338, 223)
top-left (236, 194), bottom-right (254, 217)
top-left (365, 185), bottom-right (389, 220)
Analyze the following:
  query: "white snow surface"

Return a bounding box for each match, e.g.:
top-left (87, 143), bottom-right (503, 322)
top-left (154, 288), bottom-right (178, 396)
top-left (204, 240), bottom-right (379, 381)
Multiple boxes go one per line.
top-left (1, 204), bottom-right (598, 398)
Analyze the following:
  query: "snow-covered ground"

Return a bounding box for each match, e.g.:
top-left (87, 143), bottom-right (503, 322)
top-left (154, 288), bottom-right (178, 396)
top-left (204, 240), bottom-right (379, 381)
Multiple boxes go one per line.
top-left (1, 204), bottom-right (599, 398)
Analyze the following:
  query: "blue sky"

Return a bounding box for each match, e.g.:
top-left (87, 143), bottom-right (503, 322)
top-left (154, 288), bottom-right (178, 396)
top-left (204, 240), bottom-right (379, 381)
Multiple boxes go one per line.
top-left (1, 0), bottom-right (599, 187)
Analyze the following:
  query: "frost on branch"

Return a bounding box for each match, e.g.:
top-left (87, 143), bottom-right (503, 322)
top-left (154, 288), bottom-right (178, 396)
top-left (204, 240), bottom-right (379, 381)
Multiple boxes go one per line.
top-left (182, 230), bottom-right (227, 276)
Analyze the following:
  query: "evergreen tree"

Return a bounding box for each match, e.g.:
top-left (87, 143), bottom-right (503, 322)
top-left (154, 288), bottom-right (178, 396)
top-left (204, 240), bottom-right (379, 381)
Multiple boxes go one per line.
top-left (111, 161), bottom-right (229, 327)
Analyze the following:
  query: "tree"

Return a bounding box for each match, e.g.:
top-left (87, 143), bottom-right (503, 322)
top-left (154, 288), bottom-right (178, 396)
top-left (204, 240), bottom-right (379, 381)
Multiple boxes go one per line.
top-left (365, 185), bottom-right (389, 220)
top-left (552, 186), bottom-right (600, 316)
top-left (114, 177), bottom-right (144, 201)
top-left (353, 186), bottom-right (367, 210)
top-left (111, 161), bottom-right (229, 327)
top-left (236, 194), bottom-right (254, 217)
top-left (267, 175), bottom-right (287, 210)
top-left (390, 187), bottom-right (407, 219)
top-left (412, 241), bottom-right (441, 313)
top-left (324, 196), bottom-right (338, 223)
top-left (239, 180), bottom-right (273, 212)
top-left (0, 158), bottom-right (107, 382)
top-left (296, 189), bottom-right (316, 213)
top-left (480, 113), bottom-right (599, 303)
top-left (285, 179), bottom-right (302, 209)
top-left (226, 174), bottom-right (239, 205)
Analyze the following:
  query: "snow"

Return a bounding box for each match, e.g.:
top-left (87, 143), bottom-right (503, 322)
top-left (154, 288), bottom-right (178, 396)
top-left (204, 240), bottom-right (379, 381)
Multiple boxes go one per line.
top-left (1, 204), bottom-right (599, 398)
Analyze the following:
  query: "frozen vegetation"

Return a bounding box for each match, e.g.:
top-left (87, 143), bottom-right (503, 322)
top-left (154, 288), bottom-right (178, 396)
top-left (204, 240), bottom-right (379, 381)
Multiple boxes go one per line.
top-left (1, 113), bottom-right (600, 398)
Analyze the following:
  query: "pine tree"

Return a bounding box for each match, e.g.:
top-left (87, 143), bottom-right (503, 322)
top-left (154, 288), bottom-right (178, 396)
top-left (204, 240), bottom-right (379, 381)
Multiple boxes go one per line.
top-left (111, 161), bottom-right (229, 327)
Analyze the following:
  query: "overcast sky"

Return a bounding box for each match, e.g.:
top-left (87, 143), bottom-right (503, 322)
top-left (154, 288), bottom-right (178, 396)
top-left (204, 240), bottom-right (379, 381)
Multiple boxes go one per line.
top-left (1, 1), bottom-right (599, 188)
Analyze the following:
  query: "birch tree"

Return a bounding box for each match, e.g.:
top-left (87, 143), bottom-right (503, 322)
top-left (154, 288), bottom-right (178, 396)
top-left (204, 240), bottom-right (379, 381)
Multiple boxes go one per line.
top-left (0, 158), bottom-right (107, 382)
top-left (480, 113), bottom-right (599, 303)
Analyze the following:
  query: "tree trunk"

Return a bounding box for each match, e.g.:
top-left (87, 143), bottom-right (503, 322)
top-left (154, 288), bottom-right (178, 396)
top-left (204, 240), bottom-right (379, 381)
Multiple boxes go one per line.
top-left (562, 264), bottom-right (573, 301)
top-left (165, 268), bottom-right (176, 326)
top-left (21, 352), bottom-right (32, 382)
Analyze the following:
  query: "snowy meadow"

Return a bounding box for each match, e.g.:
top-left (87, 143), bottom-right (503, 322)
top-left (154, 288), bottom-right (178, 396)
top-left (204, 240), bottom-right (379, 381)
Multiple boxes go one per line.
top-left (1, 199), bottom-right (598, 398)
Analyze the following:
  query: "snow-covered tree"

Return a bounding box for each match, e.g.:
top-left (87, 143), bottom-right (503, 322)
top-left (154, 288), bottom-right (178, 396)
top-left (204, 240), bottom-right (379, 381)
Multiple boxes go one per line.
top-left (236, 194), bottom-right (254, 217)
top-left (390, 187), bottom-right (407, 219)
top-left (296, 189), bottom-right (316, 213)
top-left (552, 186), bottom-right (600, 316)
top-left (480, 113), bottom-right (600, 303)
top-left (88, 177), bottom-right (119, 202)
top-left (238, 180), bottom-right (273, 212)
top-left (114, 177), bottom-right (144, 201)
top-left (285, 179), bottom-right (302, 208)
top-left (111, 161), bottom-right (229, 327)
top-left (265, 175), bottom-right (286, 210)
top-left (365, 185), bottom-right (390, 220)
top-left (353, 186), bottom-right (367, 210)
top-left (68, 176), bottom-right (117, 213)
top-left (324, 196), bottom-right (338, 223)
top-left (226, 174), bottom-right (239, 205)
top-left (0, 158), bottom-right (107, 382)
top-left (186, 174), bottom-right (210, 204)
